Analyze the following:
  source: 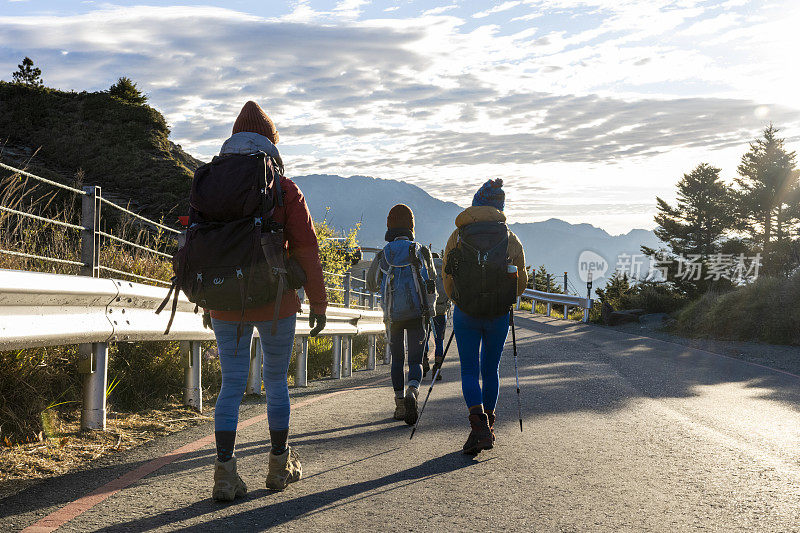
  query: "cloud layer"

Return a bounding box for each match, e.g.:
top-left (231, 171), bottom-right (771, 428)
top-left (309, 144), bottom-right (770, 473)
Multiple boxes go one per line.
top-left (1, 1), bottom-right (799, 232)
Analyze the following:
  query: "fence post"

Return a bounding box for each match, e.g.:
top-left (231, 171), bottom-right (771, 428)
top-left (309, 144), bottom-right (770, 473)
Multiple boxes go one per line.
top-left (296, 336), bottom-right (308, 387)
top-left (332, 335), bottom-right (342, 379)
top-left (384, 334), bottom-right (391, 364)
top-left (361, 269), bottom-right (368, 307)
top-left (367, 334), bottom-right (376, 370)
top-left (79, 342), bottom-right (109, 430)
top-left (80, 186), bottom-right (101, 278)
top-left (344, 273), bottom-right (351, 307)
top-left (179, 341), bottom-right (203, 410)
top-left (246, 338), bottom-right (263, 396)
top-left (343, 336), bottom-right (353, 377)
top-left (583, 306), bottom-right (590, 323)
top-left (564, 271), bottom-right (568, 293)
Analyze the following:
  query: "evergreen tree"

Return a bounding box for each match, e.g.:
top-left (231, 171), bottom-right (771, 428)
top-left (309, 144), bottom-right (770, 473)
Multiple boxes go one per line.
top-left (734, 124), bottom-right (799, 273)
top-left (645, 163), bottom-right (736, 296)
top-left (108, 77), bottom-right (148, 105)
top-left (653, 163), bottom-right (733, 256)
top-left (12, 57), bottom-right (43, 87)
top-left (595, 270), bottom-right (634, 309)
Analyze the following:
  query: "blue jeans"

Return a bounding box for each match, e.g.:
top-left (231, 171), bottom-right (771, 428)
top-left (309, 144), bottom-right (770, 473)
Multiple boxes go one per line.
top-left (453, 307), bottom-right (509, 411)
top-left (432, 314), bottom-right (447, 357)
top-left (212, 315), bottom-right (296, 431)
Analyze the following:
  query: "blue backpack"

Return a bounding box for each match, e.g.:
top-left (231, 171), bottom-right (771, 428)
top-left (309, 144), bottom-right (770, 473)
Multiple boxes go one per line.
top-left (379, 240), bottom-right (431, 323)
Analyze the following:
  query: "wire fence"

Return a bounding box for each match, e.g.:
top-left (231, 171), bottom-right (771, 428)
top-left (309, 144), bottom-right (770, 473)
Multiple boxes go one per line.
top-left (1, 162), bottom-right (382, 310)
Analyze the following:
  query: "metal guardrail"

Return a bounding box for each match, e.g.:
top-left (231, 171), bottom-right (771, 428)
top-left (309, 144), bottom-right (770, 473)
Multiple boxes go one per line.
top-left (518, 288), bottom-right (593, 322)
top-left (0, 269), bottom-right (388, 430)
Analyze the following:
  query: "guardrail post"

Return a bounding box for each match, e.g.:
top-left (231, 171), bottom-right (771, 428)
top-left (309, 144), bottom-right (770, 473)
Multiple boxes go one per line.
top-left (583, 300), bottom-right (592, 323)
top-left (182, 341), bottom-right (202, 411)
top-left (332, 335), bottom-right (342, 379)
top-left (343, 336), bottom-right (352, 377)
top-left (80, 185), bottom-right (101, 278)
top-left (546, 302), bottom-right (552, 317)
top-left (563, 304), bottom-right (569, 319)
top-left (384, 334), bottom-right (391, 364)
top-left (344, 273), bottom-right (351, 307)
top-left (367, 334), bottom-right (376, 370)
top-left (246, 338), bottom-right (263, 396)
top-left (80, 342), bottom-right (109, 430)
top-left (296, 336), bottom-right (308, 387)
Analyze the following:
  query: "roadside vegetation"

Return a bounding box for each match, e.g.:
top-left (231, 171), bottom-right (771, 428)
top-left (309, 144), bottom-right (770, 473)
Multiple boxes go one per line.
top-left (589, 125), bottom-right (800, 345)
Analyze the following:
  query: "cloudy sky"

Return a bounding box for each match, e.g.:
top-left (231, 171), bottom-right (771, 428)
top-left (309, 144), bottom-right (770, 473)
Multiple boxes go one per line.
top-left (2, 0), bottom-right (799, 234)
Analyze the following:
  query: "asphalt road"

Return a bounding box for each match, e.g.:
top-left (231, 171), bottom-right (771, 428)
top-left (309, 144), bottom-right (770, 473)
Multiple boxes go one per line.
top-left (5, 314), bottom-right (800, 532)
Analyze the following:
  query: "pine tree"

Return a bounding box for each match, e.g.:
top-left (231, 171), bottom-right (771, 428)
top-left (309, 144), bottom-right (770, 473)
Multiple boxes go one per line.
top-left (734, 124), bottom-right (799, 272)
top-left (595, 270), bottom-right (634, 309)
top-left (12, 57), bottom-right (43, 87)
top-left (108, 77), bottom-right (148, 105)
top-left (653, 163), bottom-right (733, 256)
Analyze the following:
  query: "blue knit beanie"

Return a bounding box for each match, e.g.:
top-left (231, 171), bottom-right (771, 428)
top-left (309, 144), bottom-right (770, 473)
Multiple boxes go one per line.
top-left (472, 179), bottom-right (505, 211)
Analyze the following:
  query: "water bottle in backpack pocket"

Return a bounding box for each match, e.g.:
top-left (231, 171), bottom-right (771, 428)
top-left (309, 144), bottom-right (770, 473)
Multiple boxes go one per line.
top-left (380, 240), bottom-right (431, 323)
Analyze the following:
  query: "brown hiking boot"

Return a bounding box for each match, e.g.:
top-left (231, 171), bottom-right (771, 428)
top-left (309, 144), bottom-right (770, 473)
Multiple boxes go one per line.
top-left (486, 410), bottom-right (496, 443)
top-left (462, 413), bottom-right (493, 455)
top-left (265, 446), bottom-right (302, 491)
top-left (212, 456), bottom-right (247, 502)
top-left (393, 397), bottom-right (406, 420)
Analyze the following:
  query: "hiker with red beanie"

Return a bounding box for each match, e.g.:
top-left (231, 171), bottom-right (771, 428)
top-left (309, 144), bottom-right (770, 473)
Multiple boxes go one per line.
top-left (443, 179), bottom-right (527, 455)
top-left (200, 101), bottom-right (328, 499)
top-left (367, 204), bottom-right (437, 425)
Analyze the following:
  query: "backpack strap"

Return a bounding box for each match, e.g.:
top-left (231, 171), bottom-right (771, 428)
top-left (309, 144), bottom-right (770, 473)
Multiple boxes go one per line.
top-left (155, 278), bottom-right (180, 335)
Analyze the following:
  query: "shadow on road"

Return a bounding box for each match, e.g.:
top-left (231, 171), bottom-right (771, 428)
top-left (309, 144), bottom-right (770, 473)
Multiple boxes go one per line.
top-left (93, 451), bottom-right (487, 532)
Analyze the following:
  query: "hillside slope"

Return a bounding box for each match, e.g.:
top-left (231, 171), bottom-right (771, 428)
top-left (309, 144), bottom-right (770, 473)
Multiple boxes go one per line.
top-left (0, 82), bottom-right (202, 217)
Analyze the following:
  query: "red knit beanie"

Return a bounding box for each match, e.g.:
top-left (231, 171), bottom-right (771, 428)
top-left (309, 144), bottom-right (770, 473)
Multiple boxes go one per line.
top-left (387, 204), bottom-right (414, 231)
top-left (232, 101), bottom-right (279, 144)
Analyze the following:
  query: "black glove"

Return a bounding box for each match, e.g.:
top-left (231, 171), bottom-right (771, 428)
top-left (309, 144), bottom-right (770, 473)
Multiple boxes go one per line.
top-left (202, 310), bottom-right (212, 330)
top-left (309, 313), bottom-right (326, 337)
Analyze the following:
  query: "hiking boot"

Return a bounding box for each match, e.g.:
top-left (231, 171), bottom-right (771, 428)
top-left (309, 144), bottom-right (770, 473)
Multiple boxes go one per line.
top-left (404, 386), bottom-right (419, 425)
top-left (266, 446), bottom-right (302, 491)
top-left (393, 397), bottom-right (406, 420)
top-left (486, 411), bottom-right (496, 443)
top-left (462, 413), bottom-right (493, 455)
top-left (422, 356), bottom-right (430, 378)
top-left (212, 456), bottom-right (247, 502)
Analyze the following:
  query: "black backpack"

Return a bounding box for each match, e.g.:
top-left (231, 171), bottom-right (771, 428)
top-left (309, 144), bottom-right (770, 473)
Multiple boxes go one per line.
top-left (157, 151), bottom-right (305, 334)
top-left (445, 221), bottom-right (517, 319)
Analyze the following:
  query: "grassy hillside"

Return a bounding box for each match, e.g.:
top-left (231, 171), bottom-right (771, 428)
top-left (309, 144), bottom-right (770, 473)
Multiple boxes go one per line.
top-left (0, 81), bottom-right (201, 217)
top-left (673, 273), bottom-right (800, 345)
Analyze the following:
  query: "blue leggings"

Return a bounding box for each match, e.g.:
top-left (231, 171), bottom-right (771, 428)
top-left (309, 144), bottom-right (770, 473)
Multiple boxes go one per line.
top-left (453, 307), bottom-right (509, 411)
top-left (212, 315), bottom-right (296, 431)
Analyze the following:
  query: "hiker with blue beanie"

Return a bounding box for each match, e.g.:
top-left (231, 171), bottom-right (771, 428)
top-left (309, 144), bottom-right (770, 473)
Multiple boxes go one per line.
top-left (367, 204), bottom-right (437, 425)
top-left (443, 179), bottom-right (527, 455)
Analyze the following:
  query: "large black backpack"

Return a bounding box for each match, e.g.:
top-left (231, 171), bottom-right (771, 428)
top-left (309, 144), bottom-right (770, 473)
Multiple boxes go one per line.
top-left (445, 221), bottom-right (517, 319)
top-left (157, 151), bottom-right (304, 334)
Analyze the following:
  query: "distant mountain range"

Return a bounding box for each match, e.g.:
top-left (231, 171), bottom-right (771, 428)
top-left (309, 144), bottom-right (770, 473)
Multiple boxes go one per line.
top-left (292, 174), bottom-right (661, 293)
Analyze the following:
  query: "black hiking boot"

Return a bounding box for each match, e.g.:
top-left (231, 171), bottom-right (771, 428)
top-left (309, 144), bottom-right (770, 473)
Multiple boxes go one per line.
top-left (404, 386), bottom-right (419, 425)
top-left (462, 413), bottom-right (493, 455)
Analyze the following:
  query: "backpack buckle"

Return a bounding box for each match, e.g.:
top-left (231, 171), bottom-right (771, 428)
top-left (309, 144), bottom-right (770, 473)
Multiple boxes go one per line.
top-left (196, 273), bottom-right (203, 282)
top-left (236, 268), bottom-right (244, 279)
top-left (254, 217), bottom-right (262, 227)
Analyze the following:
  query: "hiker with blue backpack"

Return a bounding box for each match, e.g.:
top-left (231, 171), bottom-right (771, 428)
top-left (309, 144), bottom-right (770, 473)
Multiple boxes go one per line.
top-left (442, 179), bottom-right (527, 455)
top-left (367, 204), bottom-right (437, 425)
top-left (159, 101), bottom-right (328, 500)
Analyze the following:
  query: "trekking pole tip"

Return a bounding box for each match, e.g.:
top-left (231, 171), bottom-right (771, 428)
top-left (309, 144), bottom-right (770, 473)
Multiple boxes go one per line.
top-left (519, 420), bottom-right (523, 432)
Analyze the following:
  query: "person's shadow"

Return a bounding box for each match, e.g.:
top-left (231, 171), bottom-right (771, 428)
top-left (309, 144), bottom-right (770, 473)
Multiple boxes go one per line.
top-left (97, 451), bottom-right (492, 531)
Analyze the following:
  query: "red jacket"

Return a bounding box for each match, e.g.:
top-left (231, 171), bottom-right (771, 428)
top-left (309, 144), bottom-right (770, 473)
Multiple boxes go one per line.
top-left (209, 176), bottom-right (328, 322)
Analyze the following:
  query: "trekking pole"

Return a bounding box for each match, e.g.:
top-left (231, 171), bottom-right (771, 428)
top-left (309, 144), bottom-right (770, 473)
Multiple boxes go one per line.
top-left (410, 329), bottom-right (456, 440)
top-left (509, 308), bottom-right (523, 432)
